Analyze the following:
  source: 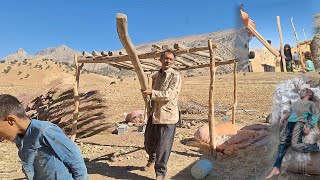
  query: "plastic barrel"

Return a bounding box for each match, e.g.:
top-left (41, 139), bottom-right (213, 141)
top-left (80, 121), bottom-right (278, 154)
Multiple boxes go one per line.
top-left (191, 159), bottom-right (213, 179)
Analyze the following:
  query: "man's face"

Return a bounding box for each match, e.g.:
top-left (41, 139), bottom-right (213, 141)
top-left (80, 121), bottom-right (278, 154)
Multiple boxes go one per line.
top-left (160, 52), bottom-right (175, 70)
top-left (0, 119), bottom-right (19, 141)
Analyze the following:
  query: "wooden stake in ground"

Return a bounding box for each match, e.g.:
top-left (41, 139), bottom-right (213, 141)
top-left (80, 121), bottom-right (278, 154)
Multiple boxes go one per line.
top-left (208, 39), bottom-right (217, 153)
top-left (71, 55), bottom-right (83, 142)
top-left (276, 16), bottom-right (287, 72)
top-left (291, 17), bottom-right (306, 70)
top-left (232, 62), bottom-right (238, 124)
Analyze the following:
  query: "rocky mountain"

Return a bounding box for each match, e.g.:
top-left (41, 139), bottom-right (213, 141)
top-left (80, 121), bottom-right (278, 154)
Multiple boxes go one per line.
top-left (1, 28), bottom-right (251, 76)
top-left (3, 48), bottom-right (31, 62)
top-left (34, 45), bottom-right (81, 62)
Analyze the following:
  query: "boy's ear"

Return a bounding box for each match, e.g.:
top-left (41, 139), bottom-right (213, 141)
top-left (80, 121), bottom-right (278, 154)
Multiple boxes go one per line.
top-left (5, 115), bottom-right (18, 125)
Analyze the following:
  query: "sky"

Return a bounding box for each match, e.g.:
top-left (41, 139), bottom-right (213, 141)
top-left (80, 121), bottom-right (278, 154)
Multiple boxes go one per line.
top-left (0, 0), bottom-right (319, 59)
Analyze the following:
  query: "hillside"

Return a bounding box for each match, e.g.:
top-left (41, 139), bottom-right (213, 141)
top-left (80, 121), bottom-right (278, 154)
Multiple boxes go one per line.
top-left (1, 28), bottom-right (251, 76)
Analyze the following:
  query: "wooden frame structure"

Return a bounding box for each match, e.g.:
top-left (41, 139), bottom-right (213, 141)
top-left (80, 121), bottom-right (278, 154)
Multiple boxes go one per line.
top-left (71, 13), bottom-right (243, 153)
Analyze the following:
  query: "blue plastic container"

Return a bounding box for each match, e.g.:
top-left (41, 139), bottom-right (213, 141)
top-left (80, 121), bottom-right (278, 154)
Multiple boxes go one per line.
top-left (191, 159), bottom-right (214, 179)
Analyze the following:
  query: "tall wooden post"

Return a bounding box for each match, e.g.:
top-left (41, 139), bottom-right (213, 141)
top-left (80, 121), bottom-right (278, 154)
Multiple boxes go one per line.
top-left (291, 17), bottom-right (306, 70)
top-left (71, 55), bottom-right (82, 142)
top-left (208, 40), bottom-right (216, 153)
top-left (232, 62), bottom-right (238, 124)
top-left (116, 13), bottom-right (150, 118)
top-left (276, 16), bottom-right (287, 72)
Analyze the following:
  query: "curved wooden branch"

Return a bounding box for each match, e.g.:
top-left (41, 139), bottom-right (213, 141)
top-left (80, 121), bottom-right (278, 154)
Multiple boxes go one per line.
top-left (116, 13), bottom-right (148, 101)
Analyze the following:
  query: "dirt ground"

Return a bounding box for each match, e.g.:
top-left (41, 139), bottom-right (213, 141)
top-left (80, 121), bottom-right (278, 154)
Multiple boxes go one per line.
top-left (0, 61), bottom-right (320, 180)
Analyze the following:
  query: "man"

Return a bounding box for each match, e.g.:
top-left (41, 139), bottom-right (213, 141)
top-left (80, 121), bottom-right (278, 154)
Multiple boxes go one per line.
top-left (261, 40), bottom-right (276, 72)
top-left (142, 50), bottom-right (182, 180)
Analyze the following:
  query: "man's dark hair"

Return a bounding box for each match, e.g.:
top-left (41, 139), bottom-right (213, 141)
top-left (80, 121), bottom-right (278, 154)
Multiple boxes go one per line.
top-left (160, 50), bottom-right (176, 60)
top-left (0, 94), bottom-right (26, 120)
top-left (267, 40), bottom-right (271, 44)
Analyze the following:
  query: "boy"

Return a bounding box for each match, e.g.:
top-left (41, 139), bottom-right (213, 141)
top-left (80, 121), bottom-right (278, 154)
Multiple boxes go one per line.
top-left (266, 88), bottom-right (320, 178)
top-left (304, 51), bottom-right (316, 72)
top-left (0, 94), bottom-right (88, 180)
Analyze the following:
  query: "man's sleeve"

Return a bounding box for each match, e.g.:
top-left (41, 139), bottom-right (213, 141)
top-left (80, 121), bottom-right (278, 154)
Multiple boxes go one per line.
top-left (308, 102), bottom-right (319, 128)
top-left (43, 126), bottom-right (88, 180)
top-left (151, 73), bottom-right (181, 102)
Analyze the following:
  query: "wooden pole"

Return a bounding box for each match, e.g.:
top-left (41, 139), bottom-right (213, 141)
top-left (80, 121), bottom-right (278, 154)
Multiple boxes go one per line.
top-left (71, 55), bottom-right (82, 142)
top-left (303, 28), bottom-right (307, 41)
top-left (208, 39), bottom-right (216, 153)
top-left (247, 25), bottom-right (279, 57)
top-left (276, 16), bottom-right (287, 72)
top-left (232, 62), bottom-right (238, 124)
top-left (116, 13), bottom-right (151, 120)
top-left (291, 17), bottom-right (306, 70)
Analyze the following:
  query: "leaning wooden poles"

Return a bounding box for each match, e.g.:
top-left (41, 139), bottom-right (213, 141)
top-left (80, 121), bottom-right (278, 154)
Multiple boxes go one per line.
top-left (71, 55), bottom-right (83, 141)
top-left (232, 62), bottom-right (238, 124)
top-left (208, 40), bottom-right (217, 153)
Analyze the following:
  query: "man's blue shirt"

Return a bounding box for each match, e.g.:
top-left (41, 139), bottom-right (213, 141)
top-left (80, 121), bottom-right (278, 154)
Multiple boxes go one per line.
top-left (15, 119), bottom-right (88, 180)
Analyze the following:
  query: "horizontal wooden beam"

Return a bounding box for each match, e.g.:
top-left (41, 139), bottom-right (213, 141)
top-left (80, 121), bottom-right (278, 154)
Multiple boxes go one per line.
top-left (173, 43), bottom-right (222, 61)
top-left (77, 45), bottom-right (217, 64)
top-left (175, 56), bottom-right (194, 67)
top-left (109, 62), bottom-right (133, 70)
top-left (179, 54), bottom-right (204, 65)
top-left (177, 59), bottom-right (236, 71)
top-left (299, 40), bottom-right (311, 45)
top-left (120, 61), bottom-right (158, 70)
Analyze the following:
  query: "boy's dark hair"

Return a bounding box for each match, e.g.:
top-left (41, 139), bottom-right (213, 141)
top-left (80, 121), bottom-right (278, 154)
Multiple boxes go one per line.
top-left (160, 50), bottom-right (176, 60)
top-left (267, 40), bottom-right (271, 44)
top-left (299, 88), bottom-right (314, 101)
top-left (304, 51), bottom-right (312, 59)
top-left (0, 94), bottom-right (26, 120)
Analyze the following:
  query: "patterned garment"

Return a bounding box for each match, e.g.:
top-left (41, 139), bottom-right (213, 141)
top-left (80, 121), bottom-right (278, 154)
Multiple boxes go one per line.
top-left (274, 122), bottom-right (319, 168)
top-left (149, 68), bottom-right (182, 124)
top-left (288, 99), bottom-right (319, 128)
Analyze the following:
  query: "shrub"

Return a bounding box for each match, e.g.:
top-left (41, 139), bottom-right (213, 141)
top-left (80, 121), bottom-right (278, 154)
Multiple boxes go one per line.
top-left (3, 66), bottom-right (12, 73)
top-left (17, 71), bottom-right (22, 75)
top-left (25, 74), bottom-right (30, 78)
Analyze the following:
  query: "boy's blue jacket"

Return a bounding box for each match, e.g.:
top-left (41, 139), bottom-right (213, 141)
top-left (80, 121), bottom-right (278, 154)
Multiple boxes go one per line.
top-left (15, 119), bottom-right (88, 180)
